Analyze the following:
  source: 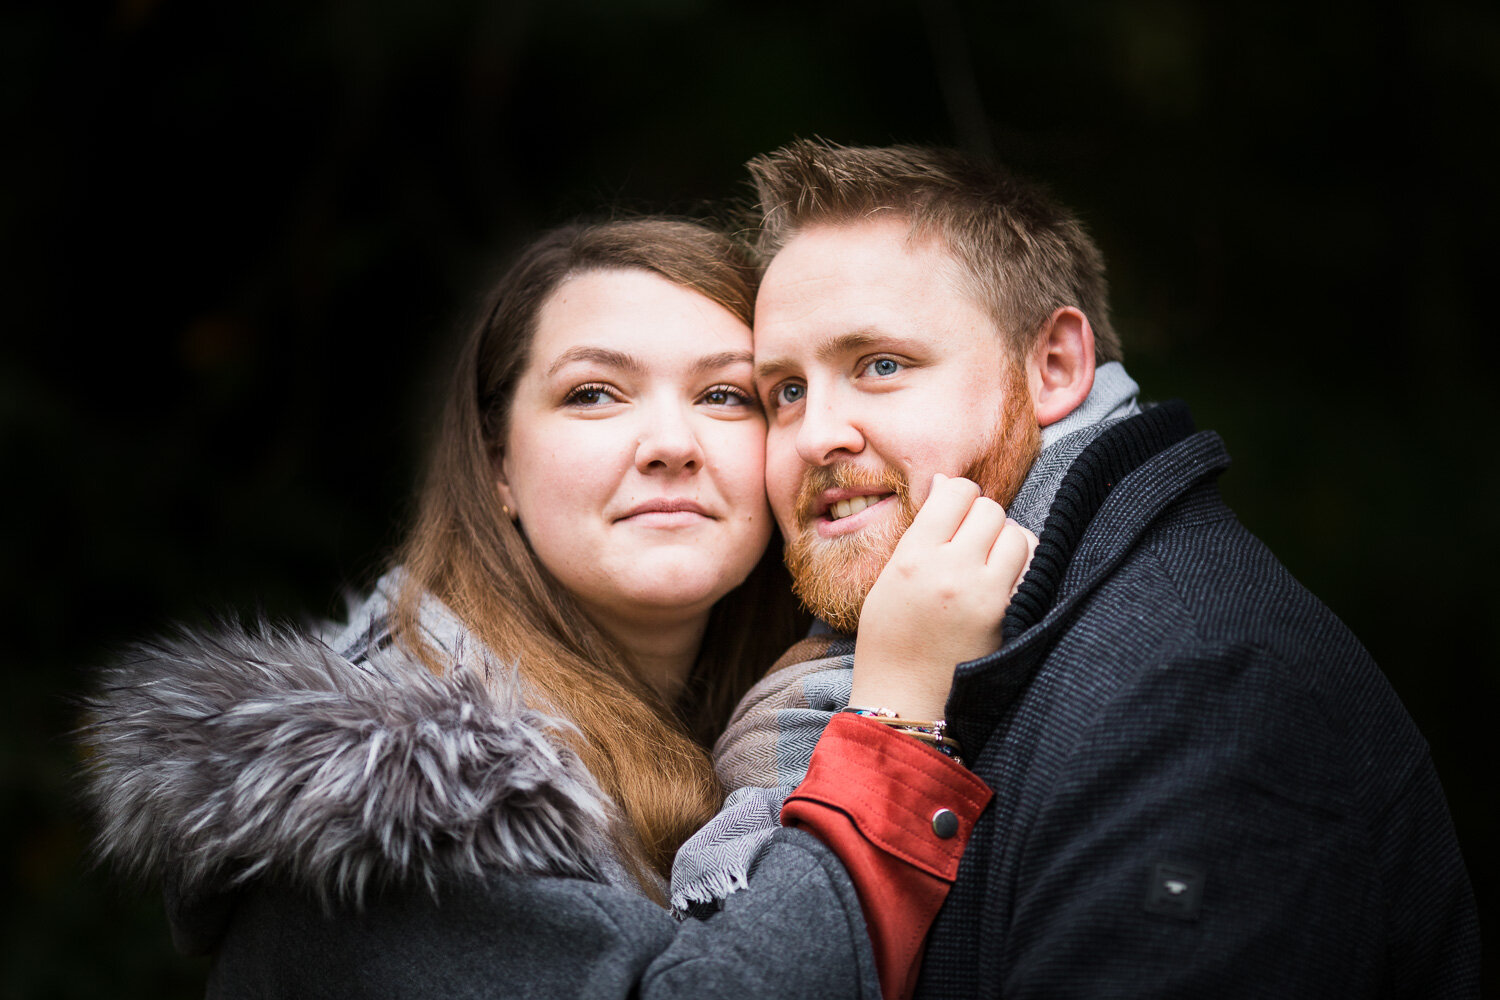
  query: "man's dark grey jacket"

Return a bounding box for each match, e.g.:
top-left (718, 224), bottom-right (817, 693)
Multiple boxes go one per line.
top-left (918, 402), bottom-right (1479, 998)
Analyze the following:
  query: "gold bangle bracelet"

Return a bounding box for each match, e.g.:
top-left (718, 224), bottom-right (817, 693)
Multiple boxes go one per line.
top-left (842, 707), bottom-right (965, 762)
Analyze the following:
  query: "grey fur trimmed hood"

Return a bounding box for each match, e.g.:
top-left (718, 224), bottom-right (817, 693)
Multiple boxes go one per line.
top-left (80, 620), bottom-right (616, 905)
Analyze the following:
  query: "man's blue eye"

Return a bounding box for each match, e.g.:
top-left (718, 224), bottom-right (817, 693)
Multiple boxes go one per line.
top-left (870, 358), bottom-right (900, 377)
top-left (777, 383), bottom-right (805, 405)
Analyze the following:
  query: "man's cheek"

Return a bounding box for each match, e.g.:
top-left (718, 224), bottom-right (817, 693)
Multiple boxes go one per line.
top-left (763, 449), bottom-right (796, 493)
top-left (771, 494), bottom-right (799, 537)
top-left (762, 469), bottom-right (796, 528)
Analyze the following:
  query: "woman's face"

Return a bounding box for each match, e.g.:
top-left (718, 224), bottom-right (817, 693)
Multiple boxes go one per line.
top-left (498, 268), bottom-right (773, 634)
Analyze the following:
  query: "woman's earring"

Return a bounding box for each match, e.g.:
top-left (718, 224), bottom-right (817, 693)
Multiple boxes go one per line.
top-left (502, 504), bottom-right (517, 522)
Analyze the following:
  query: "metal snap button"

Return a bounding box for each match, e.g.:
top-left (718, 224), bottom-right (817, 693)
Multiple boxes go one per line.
top-left (931, 808), bottom-right (959, 839)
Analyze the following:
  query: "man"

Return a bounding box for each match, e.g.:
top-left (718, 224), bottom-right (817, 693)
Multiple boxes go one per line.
top-left (747, 140), bottom-right (1479, 997)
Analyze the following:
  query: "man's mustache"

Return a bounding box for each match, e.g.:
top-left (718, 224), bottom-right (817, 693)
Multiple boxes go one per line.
top-left (792, 464), bottom-right (911, 528)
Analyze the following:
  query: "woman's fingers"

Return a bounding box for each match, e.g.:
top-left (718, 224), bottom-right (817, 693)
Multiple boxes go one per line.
top-left (897, 473), bottom-right (982, 549)
top-left (897, 478), bottom-right (1036, 603)
top-left (989, 519), bottom-right (1039, 597)
top-left (948, 493), bottom-right (1007, 554)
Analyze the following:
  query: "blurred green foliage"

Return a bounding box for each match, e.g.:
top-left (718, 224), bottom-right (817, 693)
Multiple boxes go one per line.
top-left (3, 0), bottom-right (1495, 994)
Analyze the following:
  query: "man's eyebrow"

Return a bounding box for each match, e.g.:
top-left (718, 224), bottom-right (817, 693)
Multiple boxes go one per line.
top-left (544, 347), bottom-right (644, 378)
top-left (753, 357), bottom-right (795, 383)
top-left (754, 330), bottom-right (889, 381)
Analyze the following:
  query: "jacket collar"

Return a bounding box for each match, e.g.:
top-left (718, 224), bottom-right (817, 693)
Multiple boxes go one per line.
top-left (947, 402), bottom-right (1228, 754)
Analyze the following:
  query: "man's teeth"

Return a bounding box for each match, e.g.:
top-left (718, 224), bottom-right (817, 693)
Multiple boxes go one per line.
top-left (829, 495), bottom-right (885, 521)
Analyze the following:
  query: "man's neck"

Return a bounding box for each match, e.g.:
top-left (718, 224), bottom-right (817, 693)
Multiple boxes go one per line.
top-left (1009, 361), bottom-right (1142, 534)
top-left (1040, 361), bottom-right (1141, 449)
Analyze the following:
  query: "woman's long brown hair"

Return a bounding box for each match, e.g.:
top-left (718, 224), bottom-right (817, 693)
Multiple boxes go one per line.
top-left (392, 219), bottom-right (804, 900)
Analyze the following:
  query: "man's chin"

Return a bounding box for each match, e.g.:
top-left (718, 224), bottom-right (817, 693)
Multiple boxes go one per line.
top-left (786, 534), bottom-right (892, 635)
top-left (792, 579), bottom-right (869, 635)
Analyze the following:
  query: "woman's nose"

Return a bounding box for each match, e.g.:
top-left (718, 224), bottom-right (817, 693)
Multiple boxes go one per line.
top-left (635, 403), bottom-right (704, 473)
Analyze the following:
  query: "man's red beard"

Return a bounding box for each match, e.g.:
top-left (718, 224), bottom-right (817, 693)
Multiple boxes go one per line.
top-left (783, 364), bottom-right (1042, 634)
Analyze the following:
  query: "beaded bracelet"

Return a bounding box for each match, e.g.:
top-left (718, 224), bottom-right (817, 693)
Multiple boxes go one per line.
top-left (840, 706), bottom-right (964, 762)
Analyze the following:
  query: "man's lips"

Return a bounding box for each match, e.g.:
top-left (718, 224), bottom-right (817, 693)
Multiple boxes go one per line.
top-left (805, 490), bottom-right (898, 538)
top-left (816, 488), bottom-right (896, 522)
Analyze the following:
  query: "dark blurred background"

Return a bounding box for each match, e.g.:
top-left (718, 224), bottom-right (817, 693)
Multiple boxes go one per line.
top-left (2, 0), bottom-right (1495, 994)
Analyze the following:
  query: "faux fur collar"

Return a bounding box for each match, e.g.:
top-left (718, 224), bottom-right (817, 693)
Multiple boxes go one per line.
top-left (81, 617), bottom-right (616, 905)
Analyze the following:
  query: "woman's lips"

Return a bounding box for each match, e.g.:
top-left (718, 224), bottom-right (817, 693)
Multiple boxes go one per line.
top-left (616, 498), bottom-right (712, 526)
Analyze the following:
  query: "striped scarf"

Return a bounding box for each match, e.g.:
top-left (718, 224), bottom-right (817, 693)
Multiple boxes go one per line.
top-left (669, 632), bottom-right (854, 914)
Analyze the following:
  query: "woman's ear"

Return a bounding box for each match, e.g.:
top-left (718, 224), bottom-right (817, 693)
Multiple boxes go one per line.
top-left (1028, 307), bottom-right (1096, 428)
top-left (493, 449), bottom-right (520, 521)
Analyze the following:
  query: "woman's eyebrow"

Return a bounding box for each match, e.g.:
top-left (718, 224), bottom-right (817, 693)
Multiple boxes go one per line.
top-left (693, 350), bottom-right (754, 375)
top-left (544, 347), bottom-right (643, 378)
top-left (545, 347), bottom-right (751, 379)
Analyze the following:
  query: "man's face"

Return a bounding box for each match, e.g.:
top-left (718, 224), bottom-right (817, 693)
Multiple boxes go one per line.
top-left (753, 217), bottom-right (1041, 633)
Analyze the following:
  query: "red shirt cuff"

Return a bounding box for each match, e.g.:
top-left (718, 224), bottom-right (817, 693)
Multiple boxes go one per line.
top-left (784, 713), bottom-right (991, 880)
top-left (780, 714), bottom-right (992, 1000)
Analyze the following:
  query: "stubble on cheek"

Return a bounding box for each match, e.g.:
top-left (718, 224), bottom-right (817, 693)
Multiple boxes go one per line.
top-left (962, 367), bottom-right (1043, 511)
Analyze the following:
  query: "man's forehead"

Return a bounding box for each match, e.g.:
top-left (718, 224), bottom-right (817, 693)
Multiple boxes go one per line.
top-left (762, 217), bottom-right (937, 275)
top-left (758, 219), bottom-right (971, 310)
top-left (752, 221), bottom-right (986, 367)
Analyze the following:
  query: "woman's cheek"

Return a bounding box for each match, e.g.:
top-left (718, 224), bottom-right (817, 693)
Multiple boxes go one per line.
top-left (722, 424), bottom-right (770, 509)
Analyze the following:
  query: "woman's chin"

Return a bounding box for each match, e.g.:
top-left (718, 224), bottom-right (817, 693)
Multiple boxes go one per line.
top-left (587, 561), bottom-right (751, 623)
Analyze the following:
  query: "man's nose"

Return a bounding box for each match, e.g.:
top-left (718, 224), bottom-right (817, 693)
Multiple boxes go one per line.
top-left (635, 402), bottom-right (703, 473)
top-left (795, 393), bottom-right (863, 466)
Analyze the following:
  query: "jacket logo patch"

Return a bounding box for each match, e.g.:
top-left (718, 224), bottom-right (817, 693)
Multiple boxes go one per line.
top-left (1143, 861), bottom-right (1205, 920)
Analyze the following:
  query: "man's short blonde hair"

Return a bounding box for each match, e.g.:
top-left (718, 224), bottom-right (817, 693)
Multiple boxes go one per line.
top-left (747, 139), bottom-right (1122, 366)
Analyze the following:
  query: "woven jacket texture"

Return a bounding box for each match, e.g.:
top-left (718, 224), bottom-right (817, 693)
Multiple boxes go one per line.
top-left (917, 402), bottom-right (1480, 999)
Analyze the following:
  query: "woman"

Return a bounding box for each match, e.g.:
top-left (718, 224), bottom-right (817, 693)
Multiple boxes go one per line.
top-left (83, 219), bottom-right (1029, 999)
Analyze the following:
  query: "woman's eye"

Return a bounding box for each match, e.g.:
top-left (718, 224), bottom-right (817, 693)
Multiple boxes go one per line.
top-left (863, 357), bottom-right (902, 377)
top-left (564, 383), bottom-right (617, 407)
top-left (701, 385), bottom-right (752, 408)
top-left (773, 382), bottom-right (806, 408)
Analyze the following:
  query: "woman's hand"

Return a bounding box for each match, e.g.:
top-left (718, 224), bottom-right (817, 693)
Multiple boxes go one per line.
top-left (850, 473), bottom-right (1038, 721)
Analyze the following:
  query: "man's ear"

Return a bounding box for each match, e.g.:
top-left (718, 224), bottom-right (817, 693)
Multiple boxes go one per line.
top-left (1028, 307), bottom-right (1096, 427)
